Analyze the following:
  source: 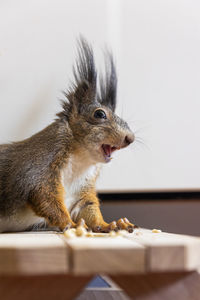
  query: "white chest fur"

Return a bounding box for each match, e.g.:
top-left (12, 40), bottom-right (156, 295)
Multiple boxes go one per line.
top-left (61, 152), bottom-right (100, 219)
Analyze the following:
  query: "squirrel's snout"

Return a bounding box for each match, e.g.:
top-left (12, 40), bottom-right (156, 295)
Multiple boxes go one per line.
top-left (123, 133), bottom-right (135, 148)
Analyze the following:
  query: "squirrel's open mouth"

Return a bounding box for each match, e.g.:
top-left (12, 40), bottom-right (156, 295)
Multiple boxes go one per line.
top-left (101, 144), bottom-right (118, 162)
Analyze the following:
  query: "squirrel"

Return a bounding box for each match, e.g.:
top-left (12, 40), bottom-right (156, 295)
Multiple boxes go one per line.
top-left (0, 38), bottom-right (135, 233)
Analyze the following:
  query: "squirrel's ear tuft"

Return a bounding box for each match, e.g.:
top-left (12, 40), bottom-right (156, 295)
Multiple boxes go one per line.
top-left (58, 37), bottom-right (97, 119)
top-left (99, 52), bottom-right (117, 112)
top-left (70, 37), bottom-right (97, 107)
top-left (58, 38), bottom-right (117, 119)
top-left (56, 95), bottom-right (73, 120)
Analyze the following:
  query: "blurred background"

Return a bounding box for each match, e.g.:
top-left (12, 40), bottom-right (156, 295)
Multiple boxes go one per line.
top-left (0, 0), bottom-right (200, 234)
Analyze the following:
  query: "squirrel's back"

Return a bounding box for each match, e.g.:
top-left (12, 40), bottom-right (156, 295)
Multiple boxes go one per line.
top-left (0, 120), bottom-right (71, 217)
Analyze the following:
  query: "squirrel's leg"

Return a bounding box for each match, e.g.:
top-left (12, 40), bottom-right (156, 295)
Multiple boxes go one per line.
top-left (72, 189), bottom-right (135, 233)
top-left (28, 183), bottom-right (76, 231)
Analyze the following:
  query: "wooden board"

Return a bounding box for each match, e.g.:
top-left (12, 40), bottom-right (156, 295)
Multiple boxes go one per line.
top-left (0, 232), bottom-right (68, 275)
top-left (126, 229), bottom-right (200, 272)
top-left (61, 235), bottom-right (145, 275)
top-left (0, 229), bottom-right (200, 276)
top-left (111, 271), bottom-right (200, 300)
top-left (0, 274), bottom-right (93, 300)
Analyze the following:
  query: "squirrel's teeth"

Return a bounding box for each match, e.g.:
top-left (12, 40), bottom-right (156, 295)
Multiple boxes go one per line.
top-left (102, 144), bottom-right (111, 157)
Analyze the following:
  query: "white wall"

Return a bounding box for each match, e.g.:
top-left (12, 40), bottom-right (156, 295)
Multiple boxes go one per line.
top-left (0, 0), bottom-right (110, 141)
top-left (0, 0), bottom-right (200, 191)
top-left (99, 0), bottom-right (200, 191)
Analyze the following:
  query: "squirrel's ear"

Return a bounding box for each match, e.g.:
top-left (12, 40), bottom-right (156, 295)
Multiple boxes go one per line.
top-left (71, 37), bottom-right (97, 108)
top-left (99, 52), bottom-right (117, 112)
top-left (58, 38), bottom-right (97, 119)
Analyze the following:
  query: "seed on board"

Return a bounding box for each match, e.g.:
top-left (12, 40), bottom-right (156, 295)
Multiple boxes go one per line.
top-left (63, 229), bottom-right (76, 238)
top-left (152, 229), bottom-right (162, 233)
top-left (76, 226), bottom-right (88, 237)
top-left (63, 225), bottom-right (137, 239)
top-left (109, 230), bottom-right (117, 237)
top-left (86, 231), bottom-right (94, 237)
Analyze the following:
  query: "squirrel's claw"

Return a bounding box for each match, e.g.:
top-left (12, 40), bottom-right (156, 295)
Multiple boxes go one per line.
top-left (101, 221), bottom-right (119, 233)
top-left (93, 225), bottom-right (102, 233)
top-left (92, 218), bottom-right (137, 233)
top-left (76, 218), bottom-right (89, 231)
top-left (92, 224), bottom-right (115, 233)
top-left (116, 218), bottom-right (133, 233)
top-left (63, 218), bottom-right (89, 232)
top-left (63, 222), bottom-right (75, 232)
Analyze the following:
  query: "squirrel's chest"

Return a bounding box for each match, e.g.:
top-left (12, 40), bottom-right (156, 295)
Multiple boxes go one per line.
top-left (61, 155), bottom-right (99, 211)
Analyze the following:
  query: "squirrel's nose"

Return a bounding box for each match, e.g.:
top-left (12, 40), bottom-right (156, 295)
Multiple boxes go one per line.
top-left (123, 133), bottom-right (135, 148)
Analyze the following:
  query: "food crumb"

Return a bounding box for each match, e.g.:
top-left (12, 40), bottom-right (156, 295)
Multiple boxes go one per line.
top-left (75, 226), bottom-right (88, 236)
top-left (86, 231), bottom-right (93, 237)
top-left (152, 229), bottom-right (162, 233)
top-left (63, 226), bottom-right (134, 238)
top-left (63, 229), bottom-right (76, 238)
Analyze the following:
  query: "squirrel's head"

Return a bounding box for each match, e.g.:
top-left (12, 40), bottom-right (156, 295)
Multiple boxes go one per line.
top-left (57, 38), bottom-right (134, 163)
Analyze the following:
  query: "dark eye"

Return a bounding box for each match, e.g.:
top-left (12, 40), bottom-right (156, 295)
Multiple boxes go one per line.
top-left (94, 109), bottom-right (107, 119)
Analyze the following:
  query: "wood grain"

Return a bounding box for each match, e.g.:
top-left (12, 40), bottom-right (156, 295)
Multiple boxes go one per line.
top-left (111, 271), bottom-right (200, 300)
top-left (62, 236), bottom-right (145, 275)
top-left (1, 229), bottom-right (200, 276)
top-left (0, 232), bottom-right (68, 275)
top-left (0, 274), bottom-right (92, 300)
top-left (126, 229), bottom-right (200, 272)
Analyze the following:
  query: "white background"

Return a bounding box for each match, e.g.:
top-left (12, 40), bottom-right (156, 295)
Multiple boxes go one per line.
top-left (0, 0), bottom-right (200, 192)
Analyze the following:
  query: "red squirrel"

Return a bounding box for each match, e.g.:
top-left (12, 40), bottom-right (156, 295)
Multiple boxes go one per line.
top-left (0, 38), bottom-right (135, 233)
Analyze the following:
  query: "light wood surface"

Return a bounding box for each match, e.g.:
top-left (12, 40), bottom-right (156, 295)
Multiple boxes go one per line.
top-left (0, 229), bottom-right (200, 275)
top-left (0, 232), bottom-right (68, 275)
top-left (127, 229), bottom-right (200, 272)
top-left (64, 236), bottom-right (145, 275)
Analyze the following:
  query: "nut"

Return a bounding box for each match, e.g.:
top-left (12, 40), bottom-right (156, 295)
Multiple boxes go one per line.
top-left (63, 229), bottom-right (76, 238)
top-left (152, 229), bottom-right (162, 233)
top-left (76, 226), bottom-right (87, 237)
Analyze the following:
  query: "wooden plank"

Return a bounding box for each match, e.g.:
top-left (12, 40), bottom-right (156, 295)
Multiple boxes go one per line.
top-left (62, 235), bottom-right (145, 275)
top-left (0, 274), bottom-right (92, 300)
top-left (126, 229), bottom-right (200, 272)
top-left (1, 229), bottom-right (199, 276)
top-left (111, 271), bottom-right (200, 300)
top-left (0, 232), bottom-right (69, 275)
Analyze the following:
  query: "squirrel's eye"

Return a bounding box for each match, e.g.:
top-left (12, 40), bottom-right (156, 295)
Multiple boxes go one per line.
top-left (94, 109), bottom-right (107, 119)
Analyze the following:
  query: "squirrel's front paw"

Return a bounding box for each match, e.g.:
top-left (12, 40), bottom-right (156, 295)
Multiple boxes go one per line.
top-left (116, 218), bottom-right (137, 233)
top-left (93, 218), bottom-right (137, 233)
top-left (76, 218), bottom-right (89, 230)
